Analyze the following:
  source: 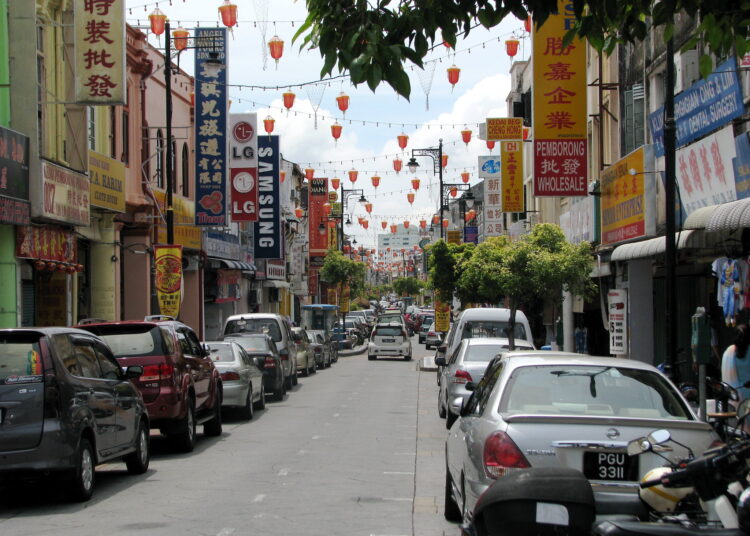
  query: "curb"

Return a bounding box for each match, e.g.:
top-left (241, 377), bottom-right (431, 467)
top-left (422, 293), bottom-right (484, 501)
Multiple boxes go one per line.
top-left (338, 343), bottom-right (368, 357)
top-left (419, 355), bottom-right (438, 372)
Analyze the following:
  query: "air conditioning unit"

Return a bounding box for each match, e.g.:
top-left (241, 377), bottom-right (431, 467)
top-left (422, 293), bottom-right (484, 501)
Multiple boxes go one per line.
top-left (674, 49), bottom-right (699, 94)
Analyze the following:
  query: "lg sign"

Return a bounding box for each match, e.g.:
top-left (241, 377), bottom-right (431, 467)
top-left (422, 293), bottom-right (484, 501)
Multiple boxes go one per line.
top-left (229, 114), bottom-right (259, 222)
top-left (233, 121), bottom-right (254, 143)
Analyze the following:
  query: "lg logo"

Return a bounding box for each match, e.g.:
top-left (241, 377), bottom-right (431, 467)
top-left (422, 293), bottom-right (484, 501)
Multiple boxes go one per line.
top-left (233, 121), bottom-right (254, 143)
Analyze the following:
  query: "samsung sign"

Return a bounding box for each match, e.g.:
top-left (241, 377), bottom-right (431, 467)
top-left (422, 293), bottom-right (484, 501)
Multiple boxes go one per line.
top-left (253, 135), bottom-right (281, 259)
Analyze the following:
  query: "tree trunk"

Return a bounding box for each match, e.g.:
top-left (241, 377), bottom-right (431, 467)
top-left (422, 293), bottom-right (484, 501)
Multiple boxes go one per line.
top-left (508, 304), bottom-right (517, 350)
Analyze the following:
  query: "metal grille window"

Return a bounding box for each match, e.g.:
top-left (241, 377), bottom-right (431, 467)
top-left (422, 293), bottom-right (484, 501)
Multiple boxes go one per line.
top-left (622, 83), bottom-right (644, 155)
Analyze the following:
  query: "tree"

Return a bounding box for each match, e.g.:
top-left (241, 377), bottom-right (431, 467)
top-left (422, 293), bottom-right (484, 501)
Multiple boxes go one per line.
top-left (426, 240), bottom-right (474, 305)
top-left (458, 224), bottom-right (593, 349)
top-left (295, 1), bottom-right (745, 98)
top-left (392, 276), bottom-right (424, 298)
top-left (320, 249), bottom-right (366, 321)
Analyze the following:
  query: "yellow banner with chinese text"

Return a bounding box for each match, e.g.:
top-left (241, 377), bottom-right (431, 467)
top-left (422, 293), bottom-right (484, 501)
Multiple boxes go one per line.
top-left (154, 245), bottom-right (183, 319)
top-left (501, 141), bottom-right (524, 212)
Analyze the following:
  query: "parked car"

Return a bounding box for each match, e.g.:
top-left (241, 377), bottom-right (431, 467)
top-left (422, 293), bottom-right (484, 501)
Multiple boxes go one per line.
top-left (424, 322), bottom-right (445, 350)
top-left (346, 312), bottom-right (372, 336)
top-left (205, 341), bottom-right (265, 419)
top-left (78, 318), bottom-right (222, 453)
top-left (418, 315), bottom-right (435, 343)
top-left (332, 324), bottom-right (356, 350)
top-left (368, 322), bottom-right (412, 361)
top-left (223, 313), bottom-right (298, 390)
top-left (444, 352), bottom-right (717, 524)
top-left (291, 327), bottom-right (316, 376)
top-left (436, 338), bottom-right (535, 428)
top-left (0, 327), bottom-right (149, 501)
top-left (334, 320), bottom-right (362, 347)
top-left (222, 333), bottom-right (285, 402)
top-left (307, 329), bottom-right (333, 368)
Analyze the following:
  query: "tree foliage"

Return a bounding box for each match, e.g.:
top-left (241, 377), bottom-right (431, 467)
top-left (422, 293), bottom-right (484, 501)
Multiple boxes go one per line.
top-left (393, 276), bottom-right (424, 297)
top-left (295, 0), bottom-right (747, 98)
top-left (320, 249), bottom-right (366, 301)
top-left (426, 240), bottom-right (474, 304)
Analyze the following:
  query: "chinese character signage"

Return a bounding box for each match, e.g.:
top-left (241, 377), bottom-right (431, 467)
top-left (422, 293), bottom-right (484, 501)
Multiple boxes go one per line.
top-left (608, 289), bottom-right (628, 355)
top-left (89, 151), bottom-right (125, 212)
top-left (676, 125), bottom-right (737, 216)
top-left (74, 0), bottom-right (125, 104)
top-left (649, 58), bottom-right (743, 158)
top-left (16, 225), bottom-right (77, 263)
top-left (733, 132), bottom-right (750, 200)
top-left (153, 190), bottom-right (202, 249)
top-left (308, 178), bottom-right (329, 264)
top-left (327, 225), bottom-right (338, 250)
top-left (486, 118), bottom-right (523, 141)
top-left (435, 300), bottom-right (450, 333)
top-left (154, 245), bottom-right (183, 318)
top-left (216, 270), bottom-right (240, 303)
top-left (501, 141), bottom-right (524, 212)
top-left (532, 0), bottom-right (587, 196)
top-left (194, 28), bottom-right (228, 226)
top-left (600, 146), bottom-right (656, 246)
top-left (463, 225), bottom-right (478, 244)
top-left (0, 126), bottom-right (30, 225)
top-left (253, 135), bottom-right (281, 259)
top-left (229, 113), bottom-right (258, 222)
top-left (40, 160), bottom-right (90, 226)
top-left (480, 156), bottom-right (504, 237)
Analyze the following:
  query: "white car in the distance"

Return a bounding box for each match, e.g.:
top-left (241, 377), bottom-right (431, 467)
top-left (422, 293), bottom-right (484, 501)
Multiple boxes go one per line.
top-left (368, 322), bottom-right (412, 361)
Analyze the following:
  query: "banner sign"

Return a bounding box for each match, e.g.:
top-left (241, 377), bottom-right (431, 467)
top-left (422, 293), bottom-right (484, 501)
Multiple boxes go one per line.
top-left (88, 151), bottom-right (125, 212)
top-left (676, 125), bottom-right (737, 216)
top-left (0, 126), bottom-right (30, 225)
top-left (533, 0), bottom-right (588, 196)
top-left (447, 230), bottom-right (461, 244)
top-left (600, 146), bottom-right (656, 246)
top-left (608, 289), bottom-right (628, 355)
top-left (733, 132), bottom-right (750, 200)
top-left (74, 0), bottom-right (125, 104)
top-left (486, 118), bottom-right (523, 141)
top-left (40, 160), bottom-right (90, 226)
top-left (435, 300), bottom-right (450, 333)
top-left (501, 141), bottom-right (524, 212)
top-left (308, 178), bottom-right (329, 262)
top-left (229, 113), bottom-right (258, 222)
top-left (194, 28), bottom-right (228, 226)
top-left (16, 225), bottom-right (77, 263)
top-left (480, 156), bottom-right (504, 237)
top-left (340, 285), bottom-right (350, 313)
top-left (253, 135), bottom-right (281, 259)
top-left (463, 225), bottom-right (479, 244)
top-left (649, 57), bottom-right (743, 158)
top-left (560, 195), bottom-right (594, 244)
top-left (215, 269), bottom-right (240, 303)
top-left (153, 190), bottom-right (202, 249)
top-left (154, 245), bottom-right (183, 318)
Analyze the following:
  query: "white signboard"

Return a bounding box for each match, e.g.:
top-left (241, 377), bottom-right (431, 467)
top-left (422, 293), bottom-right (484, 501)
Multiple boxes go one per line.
top-left (676, 125), bottom-right (737, 216)
top-left (559, 196), bottom-right (593, 244)
top-left (608, 289), bottom-right (628, 355)
top-left (40, 160), bottom-right (90, 226)
top-left (229, 113), bottom-right (258, 222)
top-left (479, 156), bottom-right (504, 237)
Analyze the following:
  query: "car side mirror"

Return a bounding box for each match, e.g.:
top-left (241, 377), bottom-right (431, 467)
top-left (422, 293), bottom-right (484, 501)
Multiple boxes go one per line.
top-left (124, 365), bottom-right (143, 379)
top-left (434, 356), bottom-right (446, 367)
top-left (465, 381), bottom-right (476, 392)
top-left (438, 344), bottom-right (447, 353)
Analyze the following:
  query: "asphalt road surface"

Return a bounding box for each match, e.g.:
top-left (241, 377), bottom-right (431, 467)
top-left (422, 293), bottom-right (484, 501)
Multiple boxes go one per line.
top-left (0, 335), bottom-right (459, 536)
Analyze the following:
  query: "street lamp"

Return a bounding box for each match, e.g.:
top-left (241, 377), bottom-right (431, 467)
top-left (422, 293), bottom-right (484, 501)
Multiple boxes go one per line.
top-left (408, 140), bottom-right (444, 238)
top-left (339, 185), bottom-right (367, 253)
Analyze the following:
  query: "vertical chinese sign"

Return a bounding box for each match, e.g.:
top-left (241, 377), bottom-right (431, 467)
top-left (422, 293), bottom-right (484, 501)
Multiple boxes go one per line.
top-left (501, 141), bottom-right (524, 212)
top-left (74, 0), bottom-right (125, 104)
top-left (253, 136), bottom-right (281, 259)
top-left (533, 1), bottom-right (587, 196)
top-left (229, 113), bottom-right (258, 222)
top-left (308, 178), bottom-right (329, 266)
top-left (479, 156), bottom-right (503, 237)
top-left (195, 28), bottom-right (228, 226)
top-left (154, 245), bottom-right (183, 318)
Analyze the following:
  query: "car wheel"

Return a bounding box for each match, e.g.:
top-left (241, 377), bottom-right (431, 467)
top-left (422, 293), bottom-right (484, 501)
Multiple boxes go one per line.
top-left (285, 373), bottom-right (293, 390)
top-left (368, 354), bottom-right (376, 361)
top-left (301, 365), bottom-right (309, 377)
top-left (204, 389), bottom-right (223, 437)
top-left (444, 464), bottom-right (461, 522)
top-left (273, 374), bottom-right (285, 401)
top-left (404, 354), bottom-right (411, 361)
top-left (170, 398), bottom-right (196, 452)
top-left (68, 437), bottom-right (95, 502)
top-left (239, 386), bottom-right (254, 420)
top-left (254, 383), bottom-right (266, 410)
top-left (438, 393), bottom-right (447, 418)
top-left (425, 344), bottom-right (431, 350)
top-left (292, 369), bottom-right (299, 386)
top-left (446, 411), bottom-right (457, 430)
top-left (124, 420), bottom-right (150, 474)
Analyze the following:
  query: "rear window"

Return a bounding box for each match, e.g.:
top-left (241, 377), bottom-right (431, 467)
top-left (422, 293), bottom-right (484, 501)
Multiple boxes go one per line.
top-left (374, 326), bottom-right (403, 337)
top-left (224, 335), bottom-right (269, 352)
top-left (462, 320), bottom-right (527, 341)
top-left (89, 326), bottom-right (172, 358)
top-left (207, 344), bottom-right (235, 362)
top-left (501, 365), bottom-right (691, 419)
top-left (378, 315), bottom-right (402, 323)
top-left (0, 334), bottom-right (44, 384)
top-left (225, 318), bottom-right (281, 342)
top-left (463, 345), bottom-right (506, 362)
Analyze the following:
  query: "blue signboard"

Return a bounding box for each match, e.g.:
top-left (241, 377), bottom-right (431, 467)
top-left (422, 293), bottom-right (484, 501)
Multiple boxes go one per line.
top-left (463, 225), bottom-right (478, 244)
top-left (194, 28), bottom-right (228, 225)
top-left (254, 136), bottom-right (281, 259)
top-left (648, 57), bottom-right (743, 157)
top-left (733, 132), bottom-right (750, 200)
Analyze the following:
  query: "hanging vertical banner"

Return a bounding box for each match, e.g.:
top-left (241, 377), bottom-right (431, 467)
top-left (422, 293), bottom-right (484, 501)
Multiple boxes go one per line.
top-left (501, 141), bottom-right (524, 212)
top-left (308, 178), bottom-right (329, 265)
top-left (194, 27), bottom-right (228, 225)
top-left (253, 135), bottom-right (281, 259)
top-left (435, 300), bottom-right (451, 333)
top-left (154, 245), bottom-right (183, 319)
top-left (532, 0), bottom-right (588, 196)
top-left (74, 0), bottom-right (125, 104)
top-left (229, 113), bottom-right (258, 222)
top-left (480, 156), bottom-right (504, 237)
top-left (608, 289), bottom-right (628, 355)
top-left (327, 225), bottom-right (338, 250)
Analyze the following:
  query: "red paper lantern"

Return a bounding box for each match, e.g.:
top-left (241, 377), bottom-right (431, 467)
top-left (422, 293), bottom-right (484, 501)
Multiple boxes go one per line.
top-left (218, 0), bottom-right (238, 28)
top-left (524, 16), bottom-right (532, 33)
top-left (323, 202), bottom-right (332, 216)
top-left (365, 202), bottom-right (373, 214)
top-left (149, 7), bottom-right (167, 36)
top-left (331, 177), bottom-right (341, 190)
top-left (34, 260), bottom-right (46, 271)
top-left (327, 220), bottom-right (337, 229)
top-left (432, 215), bottom-right (440, 225)
top-left (465, 209), bottom-right (477, 222)
top-left (263, 115), bottom-right (275, 134)
top-left (386, 247), bottom-right (391, 252)
top-left (442, 154), bottom-right (449, 168)
top-left (390, 224), bottom-right (397, 234)
top-left (523, 127), bottom-right (530, 140)
top-left (447, 65), bottom-right (460, 90)
top-left (450, 186), bottom-right (458, 198)
top-left (280, 170), bottom-right (286, 183)
top-left (66, 264), bottom-right (77, 274)
top-left (282, 91), bottom-right (296, 113)
top-left (304, 168), bottom-right (314, 181)
top-left (172, 27), bottom-right (189, 51)
top-left (403, 220), bottom-right (410, 229)
top-left (406, 192), bottom-right (415, 205)
top-left (348, 169), bottom-right (358, 184)
top-left (411, 178), bottom-right (420, 191)
top-left (268, 35), bottom-right (284, 67)
top-left (461, 129), bottom-right (472, 146)
top-left (393, 158), bottom-right (402, 173)
top-left (76, 264), bottom-right (84, 272)
top-left (295, 207), bottom-right (303, 219)
top-left (442, 218), bottom-right (449, 229)
top-left (505, 39), bottom-right (520, 58)
top-left (331, 122), bottom-right (343, 143)
top-left (461, 171), bottom-right (470, 184)
top-left (362, 220), bottom-right (369, 230)
top-left (397, 133), bottom-right (408, 150)
top-left (336, 92), bottom-right (350, 116)
top-left (190, 92), bottom-right (195, 107)
top-left (371, 175), bottom-right (380, 188)
top-left (486, 140), bottom-right (496, 150)
top-left (381, 221), bottom-right (388, 230)
top-left (343, 245), bottom-right (351, 254)
top-left (420, 219), bottom-right (427, 229)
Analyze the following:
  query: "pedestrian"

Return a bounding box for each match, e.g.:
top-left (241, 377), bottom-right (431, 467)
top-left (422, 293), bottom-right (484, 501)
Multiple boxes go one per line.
top-left (721, 323), bottom-right (750, 403)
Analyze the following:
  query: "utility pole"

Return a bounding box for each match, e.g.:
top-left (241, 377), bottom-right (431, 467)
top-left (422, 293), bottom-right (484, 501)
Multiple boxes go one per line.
top-left (664, 34), bottom-right (678, 381)
top-left (164, 20), bottom-right (174, 245)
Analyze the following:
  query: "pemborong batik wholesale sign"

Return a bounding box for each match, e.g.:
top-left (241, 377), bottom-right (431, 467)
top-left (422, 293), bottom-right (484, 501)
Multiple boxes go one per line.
top-left (253, 136), bottom-right (281, 259)
top-left (194, 28), bottom-right (228, 226)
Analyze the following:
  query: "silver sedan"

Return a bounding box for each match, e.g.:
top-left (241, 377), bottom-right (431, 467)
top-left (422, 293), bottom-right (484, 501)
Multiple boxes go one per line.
top-left (445, 352), bottom-right (716, 524)
top-left (206, 341), bottom-right (265, 420)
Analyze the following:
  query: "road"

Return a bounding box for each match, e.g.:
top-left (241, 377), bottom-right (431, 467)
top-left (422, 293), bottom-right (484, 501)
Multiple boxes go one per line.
top-left (0, 335), bottom-right (459, 536)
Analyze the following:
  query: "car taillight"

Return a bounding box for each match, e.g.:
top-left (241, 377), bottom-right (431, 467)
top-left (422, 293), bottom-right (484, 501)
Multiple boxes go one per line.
top-left (452, 369), bottom-right (473, 384)
top-left (279, 349), bottom-right (289, 361)
top-left (428, 332), bottom-right (437, 337)
top-left (314, 347), bottom-right (322, 354)
top-left (264, 356), bottom-right (277, 368)
top-left (483, 431), bottom-right (530, 479)
top-left (140, 363), bottom-right (173, 382)
top-left (220, 371), bottom-right (241, 381)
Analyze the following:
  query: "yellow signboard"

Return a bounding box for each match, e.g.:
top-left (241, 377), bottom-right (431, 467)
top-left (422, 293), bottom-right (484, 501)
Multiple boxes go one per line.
top-left (327, 288), bottom-right (337, 305)
top-left (154, 245), bottom-right (183, 318)
top-left (447, 230), bottom-right (461, 244)
top-left (501, 141), bottom-right (524, 212)
top-left (340, 285), bottom-right (350, 313)
top-left (153, 190), bottom-right (202, 249)
top-left (327, 225), bottom-right (338, 250)
top-left (435, 300), bottom-right (450, 333)
top-left (600, 146), bottom-right (648, 246)
top-left (486, 118), bottom-right (523, 141)
top-left (88, 151), bottom-right (125, 212)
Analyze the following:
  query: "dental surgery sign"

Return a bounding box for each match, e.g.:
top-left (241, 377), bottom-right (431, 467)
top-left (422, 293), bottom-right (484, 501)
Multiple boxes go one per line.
top-left (194, 28), bottom-right (228, 226)
top-left (253, 136), bottom-right (281, 259)
top-left (649, 58), bottom-right (743, 158)
top-left (532, 0), bottom-right (587, 196)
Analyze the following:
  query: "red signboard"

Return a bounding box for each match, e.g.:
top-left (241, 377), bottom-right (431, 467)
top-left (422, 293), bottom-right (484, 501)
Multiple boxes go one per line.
top-left (308, 178), bottom-right (329, 260)
top-left (533, 140), bottom-right (587, 196)
top-left (229, 114), bottom-right (258, 222)
top-left (16, 225), bottom-right (77, 262)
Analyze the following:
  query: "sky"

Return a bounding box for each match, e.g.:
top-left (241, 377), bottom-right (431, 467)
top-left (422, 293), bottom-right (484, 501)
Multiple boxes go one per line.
top-left (128, 0), bottom-right (530, 247)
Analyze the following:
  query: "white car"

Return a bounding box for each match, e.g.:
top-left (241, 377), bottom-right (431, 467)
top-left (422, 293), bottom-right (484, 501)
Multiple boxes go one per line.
top-left (205, 340), bottom-right (265, 420)
top-left (368, 322), bottom-right (412, 361)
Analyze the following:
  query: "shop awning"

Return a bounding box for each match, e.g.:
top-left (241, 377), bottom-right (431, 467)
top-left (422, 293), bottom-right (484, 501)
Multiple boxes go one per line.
top-left (610, 230), bottom-right (699, 262)
top-left (263, 279), bottom-right (290, 289)
top-left (705, 197), bottom-right (750, 232)
top-left (207, 257), bottom-right (257, 273)
top-left (683, 205), bottom-right (719, 230)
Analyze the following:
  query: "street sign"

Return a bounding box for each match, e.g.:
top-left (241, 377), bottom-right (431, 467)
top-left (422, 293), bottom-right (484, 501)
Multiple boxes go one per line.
top-left (485, 118), bottom-right (523, 141)
top-left (435, 301), bottom-right (450, 332)
top-left (608, 289), bottom-right (628, 355)
top-left (447, 230), bottom-right (460, 244)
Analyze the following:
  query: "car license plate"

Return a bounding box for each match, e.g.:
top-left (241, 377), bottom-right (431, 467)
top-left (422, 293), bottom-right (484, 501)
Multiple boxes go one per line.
top-left (382, 338), bottom-right (395, 343)
top-left (583, 451), bottom-right (637, 481)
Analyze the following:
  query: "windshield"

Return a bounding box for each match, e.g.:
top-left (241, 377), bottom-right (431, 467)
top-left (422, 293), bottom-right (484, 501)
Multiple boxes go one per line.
top-left (224, 318), bottom-right (281, 342)
top-left (462, 320), bottom-right (527, 341)
top-left (94, 326), bottom-right (168, 358)
top-left (501, 365), bottom-right (692, 419)
top-left (374, 326), bottom-right (403, 337)
top-left (223, 334), bottom-right (269, 352)
top-left (0, 335), bottom-right (43, 384)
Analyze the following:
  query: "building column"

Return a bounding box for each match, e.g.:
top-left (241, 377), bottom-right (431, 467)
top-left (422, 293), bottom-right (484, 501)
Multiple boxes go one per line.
top-left (627, 259), bottom-right (654, 364)
top-left (562, 290), bottom-right (574, 352)
top-left (90, 214), bottom-right (118, 321)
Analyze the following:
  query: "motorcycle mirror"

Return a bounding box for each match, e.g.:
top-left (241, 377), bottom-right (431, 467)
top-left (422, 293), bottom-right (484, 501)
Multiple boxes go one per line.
top-left (626, 437), bottom-right (651, 456)
top-left (647, 429), bottom-right (671, 445)
top-left (737, 398), bottom-right (750, 423)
